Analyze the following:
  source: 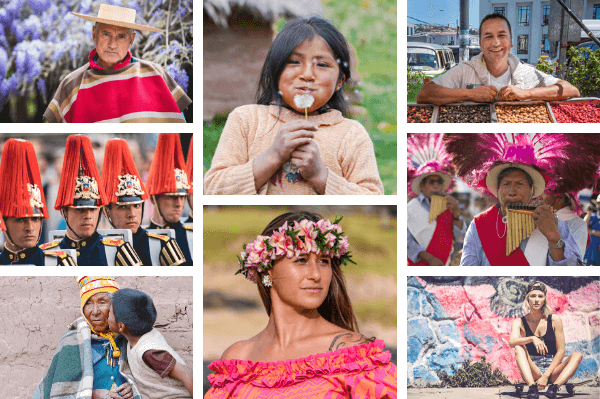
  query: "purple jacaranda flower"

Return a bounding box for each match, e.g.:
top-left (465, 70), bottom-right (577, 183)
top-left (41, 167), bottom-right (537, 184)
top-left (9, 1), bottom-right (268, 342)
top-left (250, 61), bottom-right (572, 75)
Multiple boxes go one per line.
top-left (0, 48), bottom-right (7, 79)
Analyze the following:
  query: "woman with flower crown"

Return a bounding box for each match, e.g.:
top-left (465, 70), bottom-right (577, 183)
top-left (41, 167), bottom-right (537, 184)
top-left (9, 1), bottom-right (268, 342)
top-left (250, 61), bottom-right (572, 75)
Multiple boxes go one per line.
top-left (205, 211), bottom-right (397, 398)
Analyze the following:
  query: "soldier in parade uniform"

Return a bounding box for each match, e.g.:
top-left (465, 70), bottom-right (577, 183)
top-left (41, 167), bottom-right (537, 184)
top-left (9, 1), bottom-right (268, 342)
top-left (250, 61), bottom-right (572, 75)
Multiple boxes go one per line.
top-left (185, 136), bottom-right (193, 224)
top-left (101, 138), bottom-right (186, 266)
top-left (146, 133), bottom-right (193, 265)
top-left (42, 135), bottom-right (142, 266)
top-left (0, 139), bottom-right (76, 265)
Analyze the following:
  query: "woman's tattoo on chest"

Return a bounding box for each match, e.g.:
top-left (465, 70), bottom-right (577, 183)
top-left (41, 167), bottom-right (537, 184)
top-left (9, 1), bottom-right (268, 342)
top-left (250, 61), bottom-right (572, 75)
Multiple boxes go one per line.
top-left (328, 333), bottom-right (369, 351)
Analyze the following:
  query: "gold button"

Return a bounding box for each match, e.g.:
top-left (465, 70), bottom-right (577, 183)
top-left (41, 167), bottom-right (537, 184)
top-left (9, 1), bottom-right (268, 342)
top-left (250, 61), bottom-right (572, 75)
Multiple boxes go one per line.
top-left (82, 242), bottom-right (86, 247)
top-left (77, 251), bottom-right (81, 256)
top-left (9, 254), bottom-right (13, 259)
top-left (21, 253), bottom-right (26, 259)
top-left (72, 243), bottom-right (76, 248)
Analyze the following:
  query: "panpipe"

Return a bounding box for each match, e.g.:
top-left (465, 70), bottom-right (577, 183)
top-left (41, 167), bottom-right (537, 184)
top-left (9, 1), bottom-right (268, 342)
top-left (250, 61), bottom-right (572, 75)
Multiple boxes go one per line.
top-left (429, 195), bottom-right (447, 223)
top-left (505, 204), bottom-right (551, 256)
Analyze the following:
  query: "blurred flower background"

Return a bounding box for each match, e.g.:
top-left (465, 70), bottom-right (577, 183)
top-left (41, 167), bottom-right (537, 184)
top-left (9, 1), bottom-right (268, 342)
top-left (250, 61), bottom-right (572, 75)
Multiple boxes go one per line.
top-left (0, 0), bottom-right (193, 122)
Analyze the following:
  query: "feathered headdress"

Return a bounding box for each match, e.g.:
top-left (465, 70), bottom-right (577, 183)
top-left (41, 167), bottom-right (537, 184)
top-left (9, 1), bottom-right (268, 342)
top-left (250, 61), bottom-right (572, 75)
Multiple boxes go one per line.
top-left (54, 135), bottom-right (109, 209)
top-left (444, 134), bottom-right (600, 198)
top-left (101, 139), bottom-right (149, 205)
top-left (0, 139), bottom-right (48, 219)
top-left (146, 133), bottom-right (190, 196)
top-left (407, 133), bottom-right (454, 196)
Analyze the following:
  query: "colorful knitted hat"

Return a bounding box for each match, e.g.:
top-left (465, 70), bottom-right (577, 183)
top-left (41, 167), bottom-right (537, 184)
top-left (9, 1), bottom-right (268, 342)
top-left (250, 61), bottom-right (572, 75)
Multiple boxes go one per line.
top-left (444, 134), bottom-right (600, 198)
top-left (55, 135), bottom-right (109, 209)
top-left (102, 139), bottom-right (149, 205)
top-left (186, 136), bottom-right (193, 195)
top-left (407, 133), bottom-right (454, 196)
top-left (111, 288), bottom-right (157, 336)
top-left (146, 133), bottom-right (190, 196)
top-left (0, 139), bottom-right (48, 219)
top-left (78, 276), bottom-right (120, 313)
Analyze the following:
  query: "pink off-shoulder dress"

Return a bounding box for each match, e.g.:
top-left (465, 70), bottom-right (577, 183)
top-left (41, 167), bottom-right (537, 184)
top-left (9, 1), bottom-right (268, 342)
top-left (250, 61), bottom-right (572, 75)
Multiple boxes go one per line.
top-left (205, 339), bottom-right (397, 398)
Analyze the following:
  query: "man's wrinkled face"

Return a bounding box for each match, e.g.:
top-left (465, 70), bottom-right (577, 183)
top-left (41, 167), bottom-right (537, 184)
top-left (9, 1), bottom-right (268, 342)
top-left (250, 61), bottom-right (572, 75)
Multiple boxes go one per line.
top-left (480, 18), bottom-right (513, 67)
top-left (92, 23), bottom-right (135, 69)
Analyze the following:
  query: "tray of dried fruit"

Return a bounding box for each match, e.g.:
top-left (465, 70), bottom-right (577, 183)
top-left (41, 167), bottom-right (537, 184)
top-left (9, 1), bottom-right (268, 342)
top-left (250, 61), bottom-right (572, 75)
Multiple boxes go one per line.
top-left (547, 97), bottom-right (600, 123)
top-left (492, 101), bottom-right (556, 123)
top-left (407, 104), bottom-right (437, 123)
top-left (433, 102), bottom-right (492, 123)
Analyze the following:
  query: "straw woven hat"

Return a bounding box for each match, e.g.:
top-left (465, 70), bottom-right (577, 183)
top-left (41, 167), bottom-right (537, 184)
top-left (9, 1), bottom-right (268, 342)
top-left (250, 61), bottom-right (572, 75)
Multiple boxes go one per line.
top-left (72, 4), bottom-right (162, 32)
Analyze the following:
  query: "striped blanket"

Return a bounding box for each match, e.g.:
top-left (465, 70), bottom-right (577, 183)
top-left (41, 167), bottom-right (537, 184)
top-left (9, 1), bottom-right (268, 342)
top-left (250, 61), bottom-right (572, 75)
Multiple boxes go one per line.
top-left (44, 51), bottom-right (191, 123)
top-left (32, 317), bottom-right (142, 399)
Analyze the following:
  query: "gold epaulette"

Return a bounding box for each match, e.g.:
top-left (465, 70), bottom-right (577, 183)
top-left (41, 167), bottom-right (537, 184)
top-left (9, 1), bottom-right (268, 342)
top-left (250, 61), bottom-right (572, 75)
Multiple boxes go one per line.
top-left (147, 232), bottom-right (170, 242)
top-left (101, 238), bottom-right (126, 247)
top-left (43, 250), bottom-right (77, 266)
top-left (160, 239), bottom-right (186, 266)
top-left (183, 225), bottom-right (193, 231)
top-left (40, 240), bottom-right (60, 250)
top-left (115, 241), bottom-right (142, 266)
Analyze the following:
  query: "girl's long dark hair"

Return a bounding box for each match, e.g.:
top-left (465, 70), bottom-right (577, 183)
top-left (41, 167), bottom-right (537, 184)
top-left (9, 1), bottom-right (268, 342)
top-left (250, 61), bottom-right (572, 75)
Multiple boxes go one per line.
top-left (256, 211), bottom-right (359, 332)
top-left (256, 17), bottom-right (351, 116)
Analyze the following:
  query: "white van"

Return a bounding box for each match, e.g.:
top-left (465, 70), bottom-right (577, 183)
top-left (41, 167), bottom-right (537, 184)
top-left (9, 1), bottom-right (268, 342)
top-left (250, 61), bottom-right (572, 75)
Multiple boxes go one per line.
top-left (407, 42), bottom-right (456, 77)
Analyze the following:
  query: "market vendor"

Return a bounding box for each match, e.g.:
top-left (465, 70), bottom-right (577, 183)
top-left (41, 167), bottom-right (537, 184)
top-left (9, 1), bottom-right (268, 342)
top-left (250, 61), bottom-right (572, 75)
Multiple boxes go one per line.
top-left (416, 13), bottom-right (580, 105)
top-left (44, 4), bottom-right (191, 123)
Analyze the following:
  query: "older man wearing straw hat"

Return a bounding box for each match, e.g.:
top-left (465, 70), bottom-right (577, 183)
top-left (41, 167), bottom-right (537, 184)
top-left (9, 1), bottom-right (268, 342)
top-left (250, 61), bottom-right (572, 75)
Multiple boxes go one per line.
top-left (43, 4), bottom-right (191, 123)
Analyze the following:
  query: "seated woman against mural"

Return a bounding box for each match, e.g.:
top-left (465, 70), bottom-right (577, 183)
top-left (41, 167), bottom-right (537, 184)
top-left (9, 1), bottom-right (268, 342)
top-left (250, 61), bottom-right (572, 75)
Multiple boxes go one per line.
top-left (33, 277), bottom-right (141, 399)
top-left (509, 281), bottom-right (583, 399)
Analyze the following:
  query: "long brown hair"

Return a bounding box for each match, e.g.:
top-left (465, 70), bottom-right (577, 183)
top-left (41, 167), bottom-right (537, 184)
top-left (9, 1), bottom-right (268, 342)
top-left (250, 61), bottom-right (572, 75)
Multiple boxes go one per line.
top-left (256, 211), bottom-right (359, 332)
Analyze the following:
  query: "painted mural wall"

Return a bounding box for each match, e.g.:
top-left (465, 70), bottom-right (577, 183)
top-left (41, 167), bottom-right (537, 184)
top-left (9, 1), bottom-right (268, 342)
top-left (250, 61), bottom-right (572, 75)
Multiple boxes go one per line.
top-left (408, 276), bottom-right (599, 385)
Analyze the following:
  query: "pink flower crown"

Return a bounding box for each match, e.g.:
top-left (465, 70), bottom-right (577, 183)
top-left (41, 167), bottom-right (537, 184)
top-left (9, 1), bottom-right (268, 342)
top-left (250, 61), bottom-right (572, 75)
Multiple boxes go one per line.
top-left (236, 217), bottom-right (354, 282)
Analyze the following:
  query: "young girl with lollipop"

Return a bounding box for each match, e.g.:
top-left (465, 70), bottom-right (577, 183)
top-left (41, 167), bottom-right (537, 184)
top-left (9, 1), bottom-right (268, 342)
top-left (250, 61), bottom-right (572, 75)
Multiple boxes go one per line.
top-left (204, 17), bottom-right (384, 195)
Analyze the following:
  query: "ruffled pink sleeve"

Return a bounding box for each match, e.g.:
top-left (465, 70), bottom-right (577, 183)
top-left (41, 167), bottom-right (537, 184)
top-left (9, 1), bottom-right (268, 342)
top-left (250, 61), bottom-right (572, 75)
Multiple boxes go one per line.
top-left (205, 339), bottom-right (397, 399)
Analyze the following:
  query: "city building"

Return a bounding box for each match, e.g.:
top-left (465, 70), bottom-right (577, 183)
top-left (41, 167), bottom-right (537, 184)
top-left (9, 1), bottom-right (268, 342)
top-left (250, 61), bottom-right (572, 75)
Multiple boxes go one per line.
top-left (480, 0), bottom-right (600, 64)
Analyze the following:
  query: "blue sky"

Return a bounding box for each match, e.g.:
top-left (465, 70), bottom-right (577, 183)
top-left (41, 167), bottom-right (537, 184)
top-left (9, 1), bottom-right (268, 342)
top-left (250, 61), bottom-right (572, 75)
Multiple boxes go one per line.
top-left (408, 0), bottom-right (480, 29)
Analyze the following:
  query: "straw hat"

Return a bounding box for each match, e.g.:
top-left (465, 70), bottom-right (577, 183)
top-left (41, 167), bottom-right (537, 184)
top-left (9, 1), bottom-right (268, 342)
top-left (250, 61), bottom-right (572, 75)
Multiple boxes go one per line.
top-left (72, 4), bottom-right (162, 32)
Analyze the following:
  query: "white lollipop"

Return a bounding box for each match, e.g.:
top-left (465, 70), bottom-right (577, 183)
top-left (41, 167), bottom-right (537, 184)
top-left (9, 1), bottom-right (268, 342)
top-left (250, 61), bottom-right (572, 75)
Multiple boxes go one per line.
top-left (294, 94), bottom-right (314, 119)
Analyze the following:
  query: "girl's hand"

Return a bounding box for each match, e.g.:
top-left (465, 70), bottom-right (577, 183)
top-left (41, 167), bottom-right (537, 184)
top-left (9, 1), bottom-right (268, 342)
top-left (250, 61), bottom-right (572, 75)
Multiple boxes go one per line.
top-left (536, 375), bottom-right (549, 390)
top-left (91, 390), bottom-right (121, 399)
top-left (268, 120), bottom-right (318, 165)
top-left (115, 382), bottom-right (133, 399)
top-left (532, 336), bottom-right (547, 355)
top-left (291, 141), bottom-right (328, 193)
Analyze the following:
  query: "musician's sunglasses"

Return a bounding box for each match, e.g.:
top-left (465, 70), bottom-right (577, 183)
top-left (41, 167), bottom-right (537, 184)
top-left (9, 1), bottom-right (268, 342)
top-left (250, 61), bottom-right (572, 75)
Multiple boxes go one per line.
top-left (425, 178), bottom-right (444, 185)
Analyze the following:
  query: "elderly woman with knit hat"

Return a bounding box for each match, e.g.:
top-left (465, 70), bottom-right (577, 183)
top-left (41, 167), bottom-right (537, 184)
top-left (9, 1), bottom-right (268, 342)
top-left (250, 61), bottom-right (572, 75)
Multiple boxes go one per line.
top-left (33, 277), bottom-right (142, 399)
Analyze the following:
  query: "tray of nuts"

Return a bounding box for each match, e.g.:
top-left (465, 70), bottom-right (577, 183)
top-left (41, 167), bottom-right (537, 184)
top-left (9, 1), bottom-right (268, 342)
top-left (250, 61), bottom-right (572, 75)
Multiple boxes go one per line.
top-left (548, 98), bottom-right (600, 123)
top-left (435, 102), bottom-right (491, 123)
top-left (493, 101), bottom-right (555, 123)
top-left (407, 104), bottom-right (436, 123)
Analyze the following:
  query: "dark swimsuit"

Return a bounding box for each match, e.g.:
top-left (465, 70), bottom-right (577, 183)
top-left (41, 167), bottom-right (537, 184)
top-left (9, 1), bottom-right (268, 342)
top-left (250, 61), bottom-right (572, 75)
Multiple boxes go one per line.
top-left (521, 315), bottom-right (557, 356)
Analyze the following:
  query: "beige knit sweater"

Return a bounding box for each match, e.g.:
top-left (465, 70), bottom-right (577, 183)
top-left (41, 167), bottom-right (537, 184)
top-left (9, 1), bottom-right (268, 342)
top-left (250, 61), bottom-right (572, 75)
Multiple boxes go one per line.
top-left (204, 105), bottom-right (384, 195)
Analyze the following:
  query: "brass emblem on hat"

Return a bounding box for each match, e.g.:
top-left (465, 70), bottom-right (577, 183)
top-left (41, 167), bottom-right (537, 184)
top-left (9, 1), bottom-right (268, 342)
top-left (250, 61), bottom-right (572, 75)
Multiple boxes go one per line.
top-left (174, 168), bottom-right (190, 190)
top-left (74, 176), bottom-right (101, 200)
top-left (28, 183), bottom-right (44, 209)
top-left (116, 174), bottom-right (145, 197)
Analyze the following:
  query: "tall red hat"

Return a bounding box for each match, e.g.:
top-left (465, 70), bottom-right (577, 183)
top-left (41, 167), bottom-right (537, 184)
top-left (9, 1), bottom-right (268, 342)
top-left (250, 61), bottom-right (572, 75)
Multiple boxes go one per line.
top-left (146, 133), bottom-right (190, 196)
top-left (0, 209), bottom-right (5, 231)
top-left (186, 136), bottom-right (193, 194)
top-left (0, 139), bottom-right (48, 219)
top-left (54, 135), bottom-right (108, 209)
top-left (102, 139), bottom-right (149, 204)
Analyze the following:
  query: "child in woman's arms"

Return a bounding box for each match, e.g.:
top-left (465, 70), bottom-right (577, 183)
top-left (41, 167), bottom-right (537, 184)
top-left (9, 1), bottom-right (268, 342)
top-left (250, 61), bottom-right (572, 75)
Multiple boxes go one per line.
top-left (204, 17), bottom-right (384, 195)
top-left (108, 288), bottom-right (193, 398)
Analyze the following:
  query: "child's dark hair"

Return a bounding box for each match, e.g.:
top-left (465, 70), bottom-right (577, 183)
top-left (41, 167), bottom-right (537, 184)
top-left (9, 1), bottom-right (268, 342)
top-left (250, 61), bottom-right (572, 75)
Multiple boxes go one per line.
top-left (256, 17), bottom-right (351, 116)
